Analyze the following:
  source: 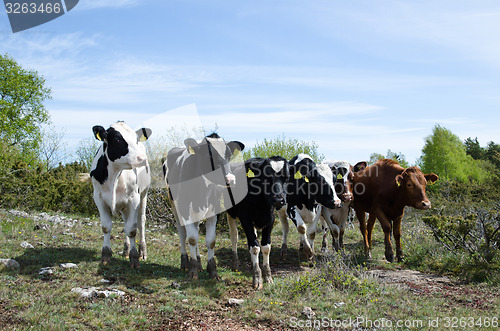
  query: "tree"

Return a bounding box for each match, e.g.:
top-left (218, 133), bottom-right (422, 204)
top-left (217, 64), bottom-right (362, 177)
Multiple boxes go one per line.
top-left (464, 137), bottom-right (484, 160)
top-left (244, 134), bottom-right (324, 163)
top-left (421, 125), bottom-right (488, 182)
top-left (0, 53), bottom-right (52, 158)
top-left (369, 149), bottom-right (409, 168)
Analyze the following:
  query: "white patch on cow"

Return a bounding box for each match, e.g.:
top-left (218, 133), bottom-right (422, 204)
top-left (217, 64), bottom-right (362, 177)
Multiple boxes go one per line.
top-left (270, 160), bottom-right (285, 173)
top-left (206, 137), bottom-right (227, 158)
top-left (294, 154), bottom-right (312, 165)
top-left (317, 163), bottom-right (335, 188)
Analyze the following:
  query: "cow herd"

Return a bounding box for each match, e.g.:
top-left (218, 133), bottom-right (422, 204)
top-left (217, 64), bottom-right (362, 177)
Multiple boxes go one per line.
top-left (86, 121), bottom-right (438, 288)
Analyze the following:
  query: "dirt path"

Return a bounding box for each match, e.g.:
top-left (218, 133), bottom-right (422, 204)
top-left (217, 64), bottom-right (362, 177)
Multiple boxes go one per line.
top-left (367, 266), bottom-right (498, 310)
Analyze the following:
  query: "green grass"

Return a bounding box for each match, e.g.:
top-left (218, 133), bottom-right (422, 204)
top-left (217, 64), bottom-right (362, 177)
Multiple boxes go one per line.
top-left (1, 208), bottom-right (499, 330)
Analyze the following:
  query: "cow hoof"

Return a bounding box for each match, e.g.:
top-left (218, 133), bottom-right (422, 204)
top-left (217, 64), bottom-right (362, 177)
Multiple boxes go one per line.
top-left (197, 256), bottom-right (203, 271)
top-left (262, 264), bottom-right (273, 284)
top-left (365, 250), bottom-right (372, 260)
top-left (252, 265), bottom-right (262, 289)
top-left (280, 244), bottom-right (288, 259)
top-left (231, 252), bottom-right (240, 272)
top-left (139, 244), bottom-right (147, 261)
top-left (188, 258), bottom-right (201, 280)
top-left (129, 247), bottom-right (140, 269)
top-left (396, 255), bottom-right (404, 263)
top-left (180, 254), bottom-right (189, 271)
top-left (207, 258), bottom-right (220, 280)
top-left (385, 251), bottom-right (395, 263)
top-left (303, 246), bottom-right (314, 260)
top-left (123, 242), bottom-right (130, 259)
top-left (101, 247), bottom-right (113, 265)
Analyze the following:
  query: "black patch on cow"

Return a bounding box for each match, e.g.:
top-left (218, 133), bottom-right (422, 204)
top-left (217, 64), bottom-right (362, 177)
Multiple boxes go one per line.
top-left (106, 127), bottom-right (129, 162)
top-left (90, 154), bottom-right (109, 185)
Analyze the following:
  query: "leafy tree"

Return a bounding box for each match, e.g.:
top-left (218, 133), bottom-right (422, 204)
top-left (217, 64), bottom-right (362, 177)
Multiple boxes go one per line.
top-left (0, 53), bottom-right (51, 161)
top-left (464, 137), bottom-right (484, 160)
top-left (485, 141), bottom-right (500, 169)
top-left (244, 134), bottom-right (324, 163)
top-left (421, 125), bottom-right (488, 182)
top-left (369, 149), bottom-right (409, 168)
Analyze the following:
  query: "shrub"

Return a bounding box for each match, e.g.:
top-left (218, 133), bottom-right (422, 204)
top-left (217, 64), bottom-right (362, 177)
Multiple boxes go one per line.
top-left (422, 206), bottom-right (500, 264)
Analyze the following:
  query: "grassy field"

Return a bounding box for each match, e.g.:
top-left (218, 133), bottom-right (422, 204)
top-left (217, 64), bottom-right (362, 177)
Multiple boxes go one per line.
top-left (1, 208), bottom-right (498, 330)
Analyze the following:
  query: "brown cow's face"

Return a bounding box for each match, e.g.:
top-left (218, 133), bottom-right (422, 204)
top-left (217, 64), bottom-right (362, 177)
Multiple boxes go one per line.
top-left (396, 167), bottom-right (438, 210)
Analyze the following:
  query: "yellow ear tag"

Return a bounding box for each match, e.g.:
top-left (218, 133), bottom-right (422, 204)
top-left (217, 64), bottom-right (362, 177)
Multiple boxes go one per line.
top-left (139, 135), bottom-right (147, 142)
top-left (246, 169), bottom-right (255, 178)
top-left (304, 176), bottom-right (309, 183)
top-left (337, 173), bottom-right (343, 180)
top-left (188, 146), bottom-right (195, 154)
top-left (294, 171), bottom-right (303, 180)
top-left (396, 181), bottom-right (401, 187)
top-left (96, 133), bottom-right (102, 141)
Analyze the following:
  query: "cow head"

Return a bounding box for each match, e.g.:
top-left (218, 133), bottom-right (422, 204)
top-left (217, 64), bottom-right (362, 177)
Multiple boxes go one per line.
top-left (264, 156), bottom-right (290, 208)
top-left (329, 161), bottom-right (367, 203)
top-left (183, 133), bottom-right (245, 187)
top-left (395, 166), bottom-right (439, 210)
top-left (290, 154), bottom-right (341, 209)
top-left (92, 121), bottom-right (152, 169)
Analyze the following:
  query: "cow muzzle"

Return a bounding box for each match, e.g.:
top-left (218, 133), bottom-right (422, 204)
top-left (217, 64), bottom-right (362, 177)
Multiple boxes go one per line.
top-left (132, 154), bottom-right (148, 168)
top-left (273, 196), bottom-right (286, 208)
top-left (225, 174), bottom-right (236, 187)
top-left (420, 201), bottom-right (431, 210)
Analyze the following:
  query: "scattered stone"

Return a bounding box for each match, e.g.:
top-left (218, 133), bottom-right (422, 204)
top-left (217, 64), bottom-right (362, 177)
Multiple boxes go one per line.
top-left (60, 263), bottom-right (78, 269)
top-left (228, 298), bottom-right (244, 306)
top-left (71, 287), bottom-right (125, 298)
top-left (39, 267), bottom-right (54, 275)
top-left (33, 224), bottom-right (50, 231)
top-left (301, 306), bottom-right (316, 319)
top-left (170, 281), bottom-right (182, 289)
top-left (0, 259), bottom-right (20, 270)
top-left (100, 279), bottom-right (112, 284)
top-left (20, 241), bottom-right (34, 249)
top-left (334, 302), bottom-right (345, 308)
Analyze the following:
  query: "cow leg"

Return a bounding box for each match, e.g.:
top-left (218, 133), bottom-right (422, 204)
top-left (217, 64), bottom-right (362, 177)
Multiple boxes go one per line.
top-left (137, 193), bottom-right (148, 261)
top-left (123, 207), bottom-right (140, 269)
top-left (185, 222), bottom-right (202, 279)
top-left (261, 225), bottom-right (273, 284)
top-left (227, 214), bottom-right (240, 271)
top-left (176, 220), bottom-right (189, 271)
top-left (375, 212), bottom-right (394, 262)
top-left (293, 210), bottom-right (313, 260)
top-left (240, 220), bottom-right (262, 289)
top-left (205, 216), bottom-right (220, 280)
top-left (355, 208), bottom-right (370, 259)
top-left (277, 207), bottom-right (289, 258)
top-left (393, 215), bottom-right (404, 262)
top-left (366, 213), bottom-right (377, 259)
top-left (96, 201), bottom-right (113, 265)
top-left (305, 209), bottom-right (321, 258)
top-left (321, 219), bottom-right (329, 253)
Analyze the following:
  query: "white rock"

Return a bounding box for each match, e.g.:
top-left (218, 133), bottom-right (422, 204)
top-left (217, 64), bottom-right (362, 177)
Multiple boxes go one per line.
top-left (0, 259), bottom-right (20, 270)
top-left (39, 267), bottom-right (54, 275)
top-left (71, 287), bottom-right (125, 298)
top-left (301, 306), bottom-right (316, 319)
top-left (20, 241), bottom-right (34, 249)
top-left (60, 263), bottom-right (78, 269)
top-left (228, 298), bottom-right (244, 306)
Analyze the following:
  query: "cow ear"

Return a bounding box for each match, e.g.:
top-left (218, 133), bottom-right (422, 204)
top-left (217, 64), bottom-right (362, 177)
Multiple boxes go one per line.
top-left (136, 128), bottom-right (152, 142)
top-left (92, 126), bottom-right (107, 141)
top-left (228, 141), bottom-right (245, 153)
top-left (354, 161), bottom-right (367, 172)
top-left (395, 174), bottom-right (404, 187)
top-left (184, 138), bottom-right (198, 154)
top-left (425, 173), bottom-right (439, 185)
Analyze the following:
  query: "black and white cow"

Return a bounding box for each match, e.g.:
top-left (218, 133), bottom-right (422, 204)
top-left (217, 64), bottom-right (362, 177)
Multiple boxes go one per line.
top-left (320, 160), bottom-right (367, 252)
top-left (277, 154), bottom-right (341, 260)
top-left (89, 121), bottom-right (152, 269)
top-left (163, 133), bottom-right (245, 280)
top-left (227, 156), bottom-right (290, 289)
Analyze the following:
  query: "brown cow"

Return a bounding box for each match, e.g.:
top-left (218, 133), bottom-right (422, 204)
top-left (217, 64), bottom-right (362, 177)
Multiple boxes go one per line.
top-left (352, 159), bottom-right (438, 262)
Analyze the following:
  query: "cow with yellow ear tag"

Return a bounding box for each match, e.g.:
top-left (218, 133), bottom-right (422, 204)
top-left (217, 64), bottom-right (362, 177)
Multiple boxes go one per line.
top-left (276, 154), bottom-right (342, 261)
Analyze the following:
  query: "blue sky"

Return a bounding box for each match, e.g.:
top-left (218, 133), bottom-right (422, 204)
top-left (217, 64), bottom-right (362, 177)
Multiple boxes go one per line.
top-left (2, 0), bottom-right (500, 165)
